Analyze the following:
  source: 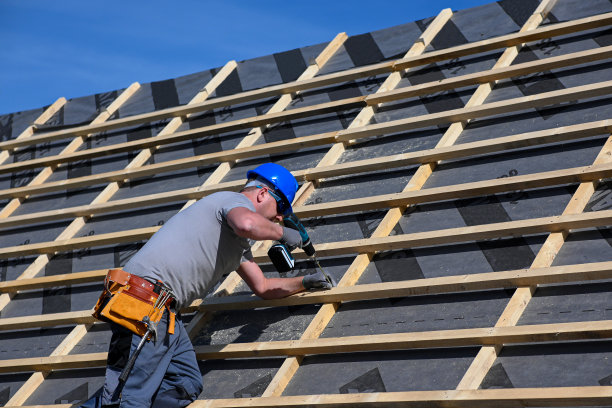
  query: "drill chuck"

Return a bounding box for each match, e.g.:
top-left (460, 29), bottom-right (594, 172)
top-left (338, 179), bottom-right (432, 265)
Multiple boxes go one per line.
top-left (302, 239), bottom-right (315, 257)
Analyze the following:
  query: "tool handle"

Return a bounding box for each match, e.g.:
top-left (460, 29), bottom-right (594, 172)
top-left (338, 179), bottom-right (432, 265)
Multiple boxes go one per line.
top-left (284, 213), bottom-right (315, 256)
top-left (283, 213), bottom-right (306, 240)
top-left (118, 330), bottom-right (149, 383)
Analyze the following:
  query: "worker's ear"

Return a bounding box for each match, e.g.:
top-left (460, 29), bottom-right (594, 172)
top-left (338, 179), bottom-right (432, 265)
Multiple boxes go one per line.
top-left (256, 187), bottom-right (267, 204)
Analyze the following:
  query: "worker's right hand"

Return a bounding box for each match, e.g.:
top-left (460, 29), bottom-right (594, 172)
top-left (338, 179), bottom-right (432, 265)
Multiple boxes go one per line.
top-left (302, 270), bottom-right (336, 290)
top-left (280, 226), bottom-right (303, 251)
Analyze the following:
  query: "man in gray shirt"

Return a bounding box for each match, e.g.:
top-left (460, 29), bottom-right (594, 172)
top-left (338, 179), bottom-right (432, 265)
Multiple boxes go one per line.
top-left (84, 163), bottom-right (333, 408)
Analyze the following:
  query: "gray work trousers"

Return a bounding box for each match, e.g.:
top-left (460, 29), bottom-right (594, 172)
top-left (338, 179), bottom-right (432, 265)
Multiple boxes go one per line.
top-left (81, 311), bottom-right (203, 408)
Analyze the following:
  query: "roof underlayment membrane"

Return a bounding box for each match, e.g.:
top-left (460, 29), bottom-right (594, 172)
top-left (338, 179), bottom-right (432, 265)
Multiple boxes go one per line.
top-left (2, 0), bottom-right (612, 406)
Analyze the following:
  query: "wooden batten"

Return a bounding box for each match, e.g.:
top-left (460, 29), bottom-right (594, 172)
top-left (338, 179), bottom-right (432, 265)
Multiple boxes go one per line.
top-left (0, 73), bottom-right (608, 204)
top-left (2, 261), bottom-right (610, 330)
top-left (0, 118), bottom-right (607, 230)
top-left (4, 42), bottom-right (610, 176)
top-left (3, 320), bottom-right (612, 373)
top-left (3, 11), bottom-right (610, 154)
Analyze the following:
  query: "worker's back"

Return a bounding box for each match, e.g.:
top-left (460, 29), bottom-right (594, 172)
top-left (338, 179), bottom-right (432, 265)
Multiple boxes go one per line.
top-left (123, 191), bottom-right (255, 308)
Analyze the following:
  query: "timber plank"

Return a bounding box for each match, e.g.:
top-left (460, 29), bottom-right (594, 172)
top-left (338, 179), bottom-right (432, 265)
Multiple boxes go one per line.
top-left (4, 44), bottom-right (611, 175)
top-left (298, 162), bottom-right (612, 218)
top-left (5, 386), bottom-right (612, 408)
top-left (2, 321), bottom-right (612, 372)
top-left (0, 269), bottom-right (105, 292)
top-left (193, 387), bottom-right (612, 407)
top-left (0, 310), bottom-right (94, 331)
top-left (337, 80), bottom-right (612, 142)
top-left (193, 320), bottom-right (612, 359)
top-left (7, 11), bottom-right (609, 151)
top-left (367, 44), bottom-right (612, 106)
top-left (8, 387), bottom-right (612, 408)
top-left (192, 261), bottom-right (612, 312)
top-left (391, 10), bottom-right (612, 71)
top-left (2, 261), bottom-right (610, 329)
top-left (0, 80), bottom-right (609, 201)
top-left (272, 209), bottom-right (612, 259)
top-left (0, 119), bottom-right (608, 230)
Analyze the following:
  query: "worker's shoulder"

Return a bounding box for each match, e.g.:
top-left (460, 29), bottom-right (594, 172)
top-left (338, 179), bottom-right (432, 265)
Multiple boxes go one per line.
top-left (208, 190), bottom-right (243, 199)
top-left (206, 190), bottom-right (246, 203)
top-left (199, 191), bottom-right (254, 210)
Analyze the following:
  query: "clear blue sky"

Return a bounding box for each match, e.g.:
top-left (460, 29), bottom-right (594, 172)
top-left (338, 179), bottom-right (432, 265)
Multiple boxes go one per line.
top-left (0, 0), bottom-right (494, 115)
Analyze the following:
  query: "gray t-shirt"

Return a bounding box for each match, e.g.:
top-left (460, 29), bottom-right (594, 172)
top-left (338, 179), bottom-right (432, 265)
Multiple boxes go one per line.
top-left (123, 191), bottom-right (255, 308)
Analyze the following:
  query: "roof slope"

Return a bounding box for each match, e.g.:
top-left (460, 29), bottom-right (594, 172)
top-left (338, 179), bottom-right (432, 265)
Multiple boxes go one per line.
top-left (2, 0), bottom-right (612, 406)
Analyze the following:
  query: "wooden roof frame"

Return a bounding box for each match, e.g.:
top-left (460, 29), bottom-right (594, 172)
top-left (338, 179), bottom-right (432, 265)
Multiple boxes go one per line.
top-left (2, 1), bottom-right (612, 405)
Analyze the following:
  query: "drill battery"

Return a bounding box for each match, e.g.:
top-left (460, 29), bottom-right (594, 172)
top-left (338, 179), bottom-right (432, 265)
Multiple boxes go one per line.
top-left (268, 243), bottom-right (295, 272)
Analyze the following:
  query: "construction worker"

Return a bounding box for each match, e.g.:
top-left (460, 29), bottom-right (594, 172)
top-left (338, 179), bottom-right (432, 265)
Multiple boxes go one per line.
top-left (82, 162), bottom-right (334, 408)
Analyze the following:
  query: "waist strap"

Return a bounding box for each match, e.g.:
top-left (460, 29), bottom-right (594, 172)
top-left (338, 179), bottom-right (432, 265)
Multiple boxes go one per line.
top-left (106, 268), bottom-right (175, 309)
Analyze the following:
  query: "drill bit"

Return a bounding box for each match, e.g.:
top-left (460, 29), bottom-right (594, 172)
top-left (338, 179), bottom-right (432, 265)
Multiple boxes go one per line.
top-left (312, 256), bottom-right (334, 286)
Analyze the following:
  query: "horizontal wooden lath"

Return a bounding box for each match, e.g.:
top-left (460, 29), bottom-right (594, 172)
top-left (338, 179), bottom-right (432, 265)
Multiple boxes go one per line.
top-left (0, 209), bottom-right (611, 260)
top-left (2, 320), bottom-right (611, 372)
top-left (193, 320), bottom-right (612, 358)
top-left (6, 387), bottom-right (612, 408)
top-left (1, 80), bottom-right (611, 201)
top-left (367, 44), bottom-right (612, 105)
top-left (2, 261), bottom-right (610, 331)
top-left (337, 80), bottom-right (612, 142)
top-left (4, 44), bottom-right (611, 175)
top-left (193, 261), bottom-right (612, 311)
top-left (391, 11), bottom-right (612, 70)
top-left (191, 386), bottom-right (612, 407)
top-left (270, 209), bottom-right (612, 259)
top-left (0, 118), bottom-right (608, 230)
top-left (12, 11), bottom-right (610, 152)
top-left (0, 269), bottom-right (106, 292)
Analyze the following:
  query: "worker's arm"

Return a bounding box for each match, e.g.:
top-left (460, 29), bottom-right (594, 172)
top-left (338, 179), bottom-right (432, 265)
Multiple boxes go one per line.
top-left (227, 206), bottom-right (283, 241)
top-left (226, 206), bottom-right (302, 248)
top-left (237, 259), bottom-right (305, 299)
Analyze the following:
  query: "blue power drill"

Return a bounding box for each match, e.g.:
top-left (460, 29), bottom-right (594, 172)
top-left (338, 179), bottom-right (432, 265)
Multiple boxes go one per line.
top-left (268, 213), bottom-right (332, 284)
top-left (268, 213), bottom-right (315, 272)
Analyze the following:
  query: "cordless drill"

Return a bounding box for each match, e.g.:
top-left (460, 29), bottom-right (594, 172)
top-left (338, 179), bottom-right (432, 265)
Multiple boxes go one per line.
top-left (268, 213), bottom-right (334, 285)
top-left (268, 213), bottom-right (315, 272)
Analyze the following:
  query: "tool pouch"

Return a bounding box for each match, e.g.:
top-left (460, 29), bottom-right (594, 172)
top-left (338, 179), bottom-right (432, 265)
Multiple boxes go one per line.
top-left (93, 269), bottom-right (174, 337)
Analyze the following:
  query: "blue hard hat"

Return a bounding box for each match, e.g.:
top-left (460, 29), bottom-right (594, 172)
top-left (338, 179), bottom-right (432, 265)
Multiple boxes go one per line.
top-left (246, 163), bottom-right (298, 215)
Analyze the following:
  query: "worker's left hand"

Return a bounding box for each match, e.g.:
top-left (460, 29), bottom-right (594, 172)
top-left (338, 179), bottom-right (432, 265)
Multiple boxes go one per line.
top-left (302, 270), bottom-right (336, 290)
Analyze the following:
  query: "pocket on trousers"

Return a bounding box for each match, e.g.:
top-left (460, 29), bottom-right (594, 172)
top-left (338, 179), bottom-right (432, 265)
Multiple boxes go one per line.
top-left (151, 376), bottom-right (203, 408)
top-left (178, 376), bottom-right (203, 401)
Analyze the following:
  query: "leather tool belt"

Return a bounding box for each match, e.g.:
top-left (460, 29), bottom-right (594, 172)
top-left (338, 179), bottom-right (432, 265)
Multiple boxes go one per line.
top-left (93, 268), bottom-right (176, 337)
